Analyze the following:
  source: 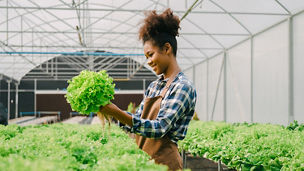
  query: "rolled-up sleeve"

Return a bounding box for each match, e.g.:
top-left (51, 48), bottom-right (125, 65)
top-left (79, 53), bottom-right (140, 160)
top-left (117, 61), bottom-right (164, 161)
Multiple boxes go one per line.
top-left (131, 83), bottom-right (194, 139)
top-left (119, 99), bottom-right (144, 132)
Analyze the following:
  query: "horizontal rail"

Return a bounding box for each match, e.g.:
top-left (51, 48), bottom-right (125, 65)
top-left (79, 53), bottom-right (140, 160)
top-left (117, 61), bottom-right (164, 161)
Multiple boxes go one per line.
top-left (0, 51), bottom-right (144, 56)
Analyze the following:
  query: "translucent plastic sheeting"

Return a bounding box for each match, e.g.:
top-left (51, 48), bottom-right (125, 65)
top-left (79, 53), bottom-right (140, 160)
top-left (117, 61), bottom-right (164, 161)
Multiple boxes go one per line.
top-left (278, 0), bottom-right (304, 14)
top-left (184, 61), bottom-right (209, 121)
top-left (177, 58), bottom-right (194, 68)
top-left (234, 14), bottom-right (286, 34)
top-left (1, 0), bottom-right (304, 81)
top-left (293, 12), bottom-right (304, 123)
top-left (214, 0), bottom-right (285, 13)
top-left (253, 21), bottom-right (289, 126)
top-left (226, 39), bottom-right (251, 123)
top-left (208, 54), bottom-right (224, 121)
top-left (186, 13), bottom-right (249, 35)
top-left (194, 62), bottom-right (208, 121)
top-left (183, 67), bottom-right (193, 82)
top-left (212, 35), bottom-right (248, 49)
top-left (0, 54), bottom-right (57, 80)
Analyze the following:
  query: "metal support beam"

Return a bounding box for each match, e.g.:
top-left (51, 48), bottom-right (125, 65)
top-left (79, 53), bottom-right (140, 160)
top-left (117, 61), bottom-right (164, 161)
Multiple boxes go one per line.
top-left (34, 79), bottom-right (37, 117)
top-left (15, 82), bottom-right (19, 118)
top-left (55, 57), bottom-right (58, 80)
top-left (250, 37), bottom-right (254, 123)
top-left (30, 67), bottom-right (152, 71)
top-left (128, 59), bottom-right (149, 80)
top-left (0, 51), bottom-right (143, 56)
top-left (275, 0), bottom-right (291, 15)
top-left (21, 15), bottom-right (23, 51)
top-left (0, 30), bottom-right (250, 36)
top-left (288, 17), bottom-right (294, 124)
top-left (206, 58), bottom-right (209, 121)
top-left (8, 0), bottom-right (78, 47)
top-left (102, 58), bottom-right (126, 71)
top-left (5, 44), bottom-right (223, 51)
top-left (184, 10), bottom-right (304, 72)
top-left (95, 57), bottom-right (120, 71)
top-left (0, 6), bottom-right (289, 16)
top-left (192, 65), bottom-right (196, 85)
top-left (0, 89), bottom-right (35, 93)
top-left (210, 0), bottom-right (252, 35)
top-left (0, 77), bottom-right (1, 103)
top-left (6, 0), bottom-right (8, 44)
top-left (211, 54), bottom-right (225, 121)
top-left (61, 57), bottom-right (86, 70)
top-left (223, 51), bottom-right (227, 122)
top-left (25, 72), bottom-right (155, 76)
top-left (82, 0), bottom-right (133, 33)
top-left (21, 77), bottom-right (156, 81)
top-left (7, 80), bottom-right (11, 120)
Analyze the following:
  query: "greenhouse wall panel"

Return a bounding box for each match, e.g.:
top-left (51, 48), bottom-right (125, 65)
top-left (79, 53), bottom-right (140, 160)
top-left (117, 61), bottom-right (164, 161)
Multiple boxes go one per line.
top-left (293, 12), bottom-right (304, 123)
top-left (253, 21), bottom-right (289, 125)
top-left (226, 40), bottom-right (251, 123)
top-left (195, 62), bottom-right (208, 121)
top-left (208, 54), bottom-right (224, 121)
top-left (184, 67), bottom-right (193, 82)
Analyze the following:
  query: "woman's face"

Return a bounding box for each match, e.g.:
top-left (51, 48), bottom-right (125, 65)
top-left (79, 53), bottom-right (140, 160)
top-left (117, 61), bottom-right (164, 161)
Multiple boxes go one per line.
top-left (143, 41), bottom-right (170, 75)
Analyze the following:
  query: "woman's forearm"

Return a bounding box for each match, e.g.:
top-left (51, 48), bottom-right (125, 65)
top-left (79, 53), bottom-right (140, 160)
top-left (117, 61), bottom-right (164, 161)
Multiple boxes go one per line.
top-left (100, 103), bottom-right (133, 127)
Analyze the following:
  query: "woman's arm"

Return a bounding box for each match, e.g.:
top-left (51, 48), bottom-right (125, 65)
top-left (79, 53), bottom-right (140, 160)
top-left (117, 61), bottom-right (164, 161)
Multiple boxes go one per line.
top-left (131, 83), bottom-right (196, 139)
top-left (100, 103), bottom-right (133, 127)
top-left (100, 82), bottom-right (153, 128)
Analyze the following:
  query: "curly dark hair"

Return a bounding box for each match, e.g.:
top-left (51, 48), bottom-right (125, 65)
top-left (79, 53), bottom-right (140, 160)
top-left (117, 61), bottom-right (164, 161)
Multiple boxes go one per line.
top-left (138, 8), bottom-right (180, 56)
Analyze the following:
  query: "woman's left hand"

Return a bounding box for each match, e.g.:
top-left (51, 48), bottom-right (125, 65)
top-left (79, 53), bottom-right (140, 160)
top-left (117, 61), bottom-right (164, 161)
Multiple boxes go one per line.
top-left (99, 103), bottom-right (133, 127)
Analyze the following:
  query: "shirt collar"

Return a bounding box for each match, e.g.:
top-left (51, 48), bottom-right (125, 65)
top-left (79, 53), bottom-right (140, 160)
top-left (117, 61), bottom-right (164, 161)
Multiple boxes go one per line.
top-left (157, 71), bottom-right (183, 83)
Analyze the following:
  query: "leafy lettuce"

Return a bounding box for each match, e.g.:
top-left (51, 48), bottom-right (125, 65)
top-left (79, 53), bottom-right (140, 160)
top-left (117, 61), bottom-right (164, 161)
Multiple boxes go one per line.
top-left (65, 70), bottom-right (115, 115)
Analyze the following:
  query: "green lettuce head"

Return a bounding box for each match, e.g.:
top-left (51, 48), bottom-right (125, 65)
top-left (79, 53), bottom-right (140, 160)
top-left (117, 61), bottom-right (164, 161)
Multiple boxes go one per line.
top-left (65, 70), bottom-right (115, 115)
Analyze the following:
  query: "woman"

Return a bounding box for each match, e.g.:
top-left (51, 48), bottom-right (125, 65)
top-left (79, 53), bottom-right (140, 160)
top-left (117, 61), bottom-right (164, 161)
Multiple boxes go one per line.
top-left (100, 8), bottom-right (197, 170)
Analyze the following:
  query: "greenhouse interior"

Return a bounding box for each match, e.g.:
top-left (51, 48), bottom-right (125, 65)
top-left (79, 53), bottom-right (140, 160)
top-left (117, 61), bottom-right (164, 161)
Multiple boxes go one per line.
top-left (1, 0), bottom-right (304, 170)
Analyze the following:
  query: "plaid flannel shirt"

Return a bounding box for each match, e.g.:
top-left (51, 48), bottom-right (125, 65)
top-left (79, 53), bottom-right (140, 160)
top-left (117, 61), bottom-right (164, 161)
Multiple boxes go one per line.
top-left (122, 72), bottom-right (197, 144)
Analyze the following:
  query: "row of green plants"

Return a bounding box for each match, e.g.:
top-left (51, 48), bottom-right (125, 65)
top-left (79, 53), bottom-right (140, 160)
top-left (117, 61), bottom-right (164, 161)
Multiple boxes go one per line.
top-left (178, 120), bottom-right (304, 171)
top-left (0, 124), bottom-right (167, 171)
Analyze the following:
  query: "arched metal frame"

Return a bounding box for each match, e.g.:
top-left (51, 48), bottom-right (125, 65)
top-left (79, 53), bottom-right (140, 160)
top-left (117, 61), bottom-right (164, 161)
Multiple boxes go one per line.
top-left (0, 0), bottom-right (297, 82)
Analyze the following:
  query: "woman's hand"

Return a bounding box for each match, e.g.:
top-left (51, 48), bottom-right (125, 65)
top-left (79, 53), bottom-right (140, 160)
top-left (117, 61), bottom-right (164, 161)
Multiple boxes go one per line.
top-left (99, 103), bottom-right (133, 127)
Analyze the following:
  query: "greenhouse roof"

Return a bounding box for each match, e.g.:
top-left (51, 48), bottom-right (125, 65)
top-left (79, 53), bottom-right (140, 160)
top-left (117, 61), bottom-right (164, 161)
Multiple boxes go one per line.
top-left (0, 0), bottom-right (304, 81)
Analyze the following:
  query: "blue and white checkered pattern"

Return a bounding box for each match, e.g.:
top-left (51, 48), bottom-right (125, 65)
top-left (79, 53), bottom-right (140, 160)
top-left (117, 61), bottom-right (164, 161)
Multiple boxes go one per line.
top-left (123, 72), bottom-right (197, 144)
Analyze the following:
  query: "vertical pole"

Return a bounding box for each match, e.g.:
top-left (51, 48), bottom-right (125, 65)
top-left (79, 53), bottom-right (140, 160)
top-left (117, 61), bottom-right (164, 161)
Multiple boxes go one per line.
top-left (192, 65), bottom-right (196, 85)
top-left (21, 15), bottom-right (23, 51)
top-left (34, 79), bottom-right (37, 117)
top-left (223, 51), bottom-right (227, 122)
top-left (0, 76), bottom-right (1, 102)
top-left (7, 80), bottom-right (10, 120)
top-left (51, 58), bottom-right (54, 76)
top-left (127, 58), bottom-right (129, 79)
top-left (46, 54), bottom-right (48, 73)
top-left (32, 28), bottom-right (34, 62)
top-left (15, 82), bottom-right (19, 118)
top-left (206, 58), bottom-right (209, 121)
top-left (288, 17), bottom-right (294, 124)
top-left (82, 1), bottom-right (85, 46)
top-left (6, 0), bottom-right (8, 44)
top-left (250, 37), bottom-right (254, 123)
top-left (89, 56), bottom-right (94, 71)
top-left (185, 0), bottom-right (187, 9)
top-left (40, 39), bottom-right (42, 68)
top-left (56, 57), bottom-right (58, 80)
top-left (211, 54), bottom-right (225, 121)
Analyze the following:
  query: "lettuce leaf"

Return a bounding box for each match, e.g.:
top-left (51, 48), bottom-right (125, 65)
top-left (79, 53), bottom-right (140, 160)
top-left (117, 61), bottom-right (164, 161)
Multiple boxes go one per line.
top-left (65, 70), bottom-right (115, 115)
